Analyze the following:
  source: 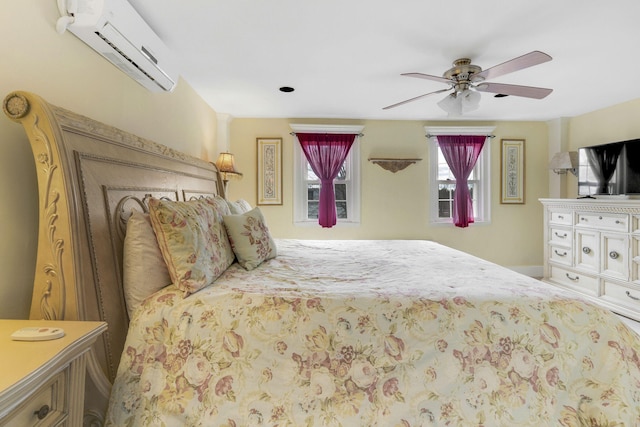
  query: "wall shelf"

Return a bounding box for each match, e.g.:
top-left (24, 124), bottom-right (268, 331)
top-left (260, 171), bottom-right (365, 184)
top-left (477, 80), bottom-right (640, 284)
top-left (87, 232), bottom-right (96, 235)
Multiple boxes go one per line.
top-left (368, 158), bottom-right (421, 173)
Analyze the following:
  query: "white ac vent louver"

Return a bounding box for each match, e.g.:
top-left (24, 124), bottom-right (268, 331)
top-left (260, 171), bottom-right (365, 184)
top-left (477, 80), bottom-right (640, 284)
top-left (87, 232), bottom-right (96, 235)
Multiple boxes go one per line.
top-left (56, 0), bottom-right (179, 92)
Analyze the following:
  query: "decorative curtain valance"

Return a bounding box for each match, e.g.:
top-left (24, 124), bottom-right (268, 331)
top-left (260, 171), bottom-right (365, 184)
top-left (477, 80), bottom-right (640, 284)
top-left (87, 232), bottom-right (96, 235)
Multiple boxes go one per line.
top-left (297, 133), bottom-right (356, 228)
top-left (437, 135), bottom-right (486, 228)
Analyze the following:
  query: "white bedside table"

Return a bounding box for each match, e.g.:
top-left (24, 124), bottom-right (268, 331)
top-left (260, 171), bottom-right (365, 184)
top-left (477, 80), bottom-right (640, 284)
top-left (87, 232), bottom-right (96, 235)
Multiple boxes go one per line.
top-left (0, 320), bottom-right (107, 426)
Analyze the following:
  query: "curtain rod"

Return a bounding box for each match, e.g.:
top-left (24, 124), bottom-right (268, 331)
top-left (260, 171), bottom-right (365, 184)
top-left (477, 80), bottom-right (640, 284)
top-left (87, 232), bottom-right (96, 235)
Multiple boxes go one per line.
top-left (426, 134), bottom-right (495, 139)
top-left (290, 132), bottom-right (364, 137)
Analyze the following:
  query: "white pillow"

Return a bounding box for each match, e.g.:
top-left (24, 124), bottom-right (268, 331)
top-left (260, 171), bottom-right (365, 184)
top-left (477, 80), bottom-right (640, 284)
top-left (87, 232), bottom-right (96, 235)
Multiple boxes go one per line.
top-left (123, 211), bottom-right (172, 317)
top-left (236, 199), bottom-right (252, 213)
top-left (226, 199), bottom-right (253, 215)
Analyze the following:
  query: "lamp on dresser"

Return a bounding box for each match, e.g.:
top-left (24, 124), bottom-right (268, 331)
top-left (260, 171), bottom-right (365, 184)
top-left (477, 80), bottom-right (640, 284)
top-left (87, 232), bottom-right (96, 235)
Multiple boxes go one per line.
top-left (215, 152), bottom-right (243, 193)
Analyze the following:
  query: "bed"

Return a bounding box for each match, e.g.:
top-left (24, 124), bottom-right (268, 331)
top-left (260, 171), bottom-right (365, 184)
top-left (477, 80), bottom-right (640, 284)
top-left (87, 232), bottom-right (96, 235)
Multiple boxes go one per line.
top-left (4, 91), bottom-right (640, 427)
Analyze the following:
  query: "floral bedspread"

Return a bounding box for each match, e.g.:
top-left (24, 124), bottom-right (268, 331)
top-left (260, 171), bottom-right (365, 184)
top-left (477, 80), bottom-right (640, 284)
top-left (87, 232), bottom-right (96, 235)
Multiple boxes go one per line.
top-left (106, 240), bottom-right (640, 426)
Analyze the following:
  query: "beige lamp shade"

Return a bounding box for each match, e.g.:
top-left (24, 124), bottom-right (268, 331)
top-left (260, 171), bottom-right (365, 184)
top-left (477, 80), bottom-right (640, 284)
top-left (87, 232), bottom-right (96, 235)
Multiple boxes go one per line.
top-left (215, 152), bottom-right (243, 181)
top-left (549, 151), bottom-right (578, 176)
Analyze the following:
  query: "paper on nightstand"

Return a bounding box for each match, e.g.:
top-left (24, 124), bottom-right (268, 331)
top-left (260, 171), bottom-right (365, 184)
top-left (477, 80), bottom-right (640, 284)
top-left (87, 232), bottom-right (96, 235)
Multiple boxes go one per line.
top-left (10, 327), bottom-right (65, 341)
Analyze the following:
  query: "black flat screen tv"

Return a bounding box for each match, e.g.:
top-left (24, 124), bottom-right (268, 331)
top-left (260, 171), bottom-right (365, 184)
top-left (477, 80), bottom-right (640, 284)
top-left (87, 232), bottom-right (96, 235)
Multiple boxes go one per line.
top-left (578, 138), bottom-right (640, 196)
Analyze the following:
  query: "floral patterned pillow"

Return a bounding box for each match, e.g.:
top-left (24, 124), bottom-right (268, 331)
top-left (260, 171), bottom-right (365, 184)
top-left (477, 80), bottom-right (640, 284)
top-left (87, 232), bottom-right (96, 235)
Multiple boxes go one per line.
top-left (148, 198), bottom-right (234, 295)
top-left (205, 195), bottom-right (231, 216)
top-left (223, 207), bottom-right (277, 270)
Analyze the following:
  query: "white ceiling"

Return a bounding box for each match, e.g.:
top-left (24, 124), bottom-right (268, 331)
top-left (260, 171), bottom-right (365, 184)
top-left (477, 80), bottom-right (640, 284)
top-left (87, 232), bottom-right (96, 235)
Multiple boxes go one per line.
top-left (129, 0), bottom-right (640, 121)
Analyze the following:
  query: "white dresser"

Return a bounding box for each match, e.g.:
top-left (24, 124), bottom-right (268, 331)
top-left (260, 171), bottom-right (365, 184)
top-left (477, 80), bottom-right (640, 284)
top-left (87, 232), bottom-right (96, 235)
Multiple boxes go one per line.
top-left (540, 198), bottom-right (640, 323)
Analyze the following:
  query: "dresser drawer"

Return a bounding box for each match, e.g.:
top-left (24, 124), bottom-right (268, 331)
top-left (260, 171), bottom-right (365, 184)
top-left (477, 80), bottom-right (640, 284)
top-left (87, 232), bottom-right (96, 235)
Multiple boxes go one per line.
top-left (602, 280), bottom-right (640, 314)
top-left (577, 212), bottom-right (628, 232)
top-left (549, 244), bottom-right (572, 265)
top-left (4, 368), bottom-right (67, 427)
top-left (549, 265), bottom-right (600, 296)
top-left (549, 210), bottom-right (573, 226)
top-left (549, 226), bottom-right (572, 247)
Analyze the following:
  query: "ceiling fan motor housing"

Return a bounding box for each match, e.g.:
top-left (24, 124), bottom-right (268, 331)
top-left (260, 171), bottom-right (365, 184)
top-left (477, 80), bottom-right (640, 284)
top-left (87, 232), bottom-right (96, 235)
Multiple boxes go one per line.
top-left (443, 58), bottom-right (484, 92)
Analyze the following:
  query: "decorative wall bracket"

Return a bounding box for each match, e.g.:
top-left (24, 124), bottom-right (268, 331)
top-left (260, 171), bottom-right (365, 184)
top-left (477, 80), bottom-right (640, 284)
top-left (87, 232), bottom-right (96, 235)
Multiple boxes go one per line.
top-left (368, 158), bottom-right (421, 173)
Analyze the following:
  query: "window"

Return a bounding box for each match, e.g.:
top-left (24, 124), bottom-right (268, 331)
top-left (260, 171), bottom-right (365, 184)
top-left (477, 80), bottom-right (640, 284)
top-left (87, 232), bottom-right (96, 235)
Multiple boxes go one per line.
top-left (304, 163), bottom-right (348, 220)
top-left (426, 126), bottom-right (494, 225)
top-left (292, 124), bottom-right (363, 226)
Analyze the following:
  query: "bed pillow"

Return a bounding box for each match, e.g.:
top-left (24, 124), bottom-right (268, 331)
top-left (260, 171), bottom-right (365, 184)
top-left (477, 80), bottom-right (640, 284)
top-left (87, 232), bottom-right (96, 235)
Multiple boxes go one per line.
top-left (237, 199), bottom-right (253, 213)
top-left (226, 199), bottom-right (252, 215)
top-left (223, 207), bottom-right (277, 270)
top-left (123, 211), bottom-right (172, 317)
top-left (205, 195), bottom-right (232, 216)
top-left (148, 198), bottom-right (235, 295)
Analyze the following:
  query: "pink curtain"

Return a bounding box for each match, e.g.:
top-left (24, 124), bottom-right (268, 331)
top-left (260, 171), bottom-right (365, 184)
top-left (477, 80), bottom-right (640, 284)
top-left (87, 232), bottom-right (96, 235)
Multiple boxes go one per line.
top-left (437, 135), bottom-right (486, 228)
top-left (297, 133), bottom-right (356, 228)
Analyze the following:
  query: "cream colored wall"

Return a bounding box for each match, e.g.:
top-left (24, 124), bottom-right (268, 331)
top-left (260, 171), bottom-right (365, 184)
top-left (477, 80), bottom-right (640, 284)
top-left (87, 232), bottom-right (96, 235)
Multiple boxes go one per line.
top-left (0, 2), bottom-right (219, 318)
top-left (228, 118), bottom-right (549, 270)
top-left (564, 98), bottom-right (640, 198)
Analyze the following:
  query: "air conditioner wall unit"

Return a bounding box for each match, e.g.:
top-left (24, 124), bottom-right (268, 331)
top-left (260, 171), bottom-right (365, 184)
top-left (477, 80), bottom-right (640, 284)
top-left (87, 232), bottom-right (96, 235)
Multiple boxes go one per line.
top-left (57, 0), bottom-right (179, 92)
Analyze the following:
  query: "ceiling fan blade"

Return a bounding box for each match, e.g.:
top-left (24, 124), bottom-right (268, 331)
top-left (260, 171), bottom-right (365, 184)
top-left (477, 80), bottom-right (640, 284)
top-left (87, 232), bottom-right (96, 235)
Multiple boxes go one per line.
top-left (475, 82), bottom-right (553, 99)
top-left (383, 88), bottom-right (451, 110)
top-left (473, 51), bottom-right (552, 81)
top-left (401, 72), bottom-right (453, 85)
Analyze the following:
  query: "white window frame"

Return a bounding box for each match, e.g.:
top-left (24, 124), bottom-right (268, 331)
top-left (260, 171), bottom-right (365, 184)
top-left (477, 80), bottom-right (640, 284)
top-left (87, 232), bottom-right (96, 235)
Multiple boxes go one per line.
top-left (425, 126), bottom-right (494, 225)
top-left (291, 124), bottom-right (363, 227)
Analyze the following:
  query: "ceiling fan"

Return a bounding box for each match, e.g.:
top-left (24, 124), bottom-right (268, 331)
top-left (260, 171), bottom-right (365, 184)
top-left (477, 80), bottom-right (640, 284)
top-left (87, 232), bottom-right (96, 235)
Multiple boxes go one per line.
top-left (383, 51), bottom-right (553, 116)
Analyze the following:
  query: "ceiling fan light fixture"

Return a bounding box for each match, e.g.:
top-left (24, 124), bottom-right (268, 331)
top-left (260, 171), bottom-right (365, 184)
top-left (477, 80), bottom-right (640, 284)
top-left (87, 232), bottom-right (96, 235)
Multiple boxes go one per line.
top-left (437, 92), bottom-right (462, 117)
top-left (437, 89), bottom-right (481, 116)
top-left (460, 89), bottom-right (481, 113)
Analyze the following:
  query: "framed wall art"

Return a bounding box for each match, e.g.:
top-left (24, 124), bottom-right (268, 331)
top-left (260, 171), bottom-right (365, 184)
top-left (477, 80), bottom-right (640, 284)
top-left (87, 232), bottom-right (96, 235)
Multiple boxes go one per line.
top-left (500, 139), bottom-right (525, 204)
top-left (257, 137), bottom-right (283, 205)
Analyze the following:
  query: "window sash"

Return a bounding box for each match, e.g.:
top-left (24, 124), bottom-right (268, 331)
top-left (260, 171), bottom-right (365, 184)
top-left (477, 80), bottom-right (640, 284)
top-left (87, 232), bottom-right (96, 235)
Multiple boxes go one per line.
top-left (436, 179), bottom-right (479, 220)
top-left (305, 181), bottom-right (348, 220)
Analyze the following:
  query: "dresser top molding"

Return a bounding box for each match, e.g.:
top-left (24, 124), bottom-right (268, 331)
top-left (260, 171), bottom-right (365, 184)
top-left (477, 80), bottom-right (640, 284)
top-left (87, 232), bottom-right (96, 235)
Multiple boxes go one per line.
top-left (540, 198), bottom-right (640, 214)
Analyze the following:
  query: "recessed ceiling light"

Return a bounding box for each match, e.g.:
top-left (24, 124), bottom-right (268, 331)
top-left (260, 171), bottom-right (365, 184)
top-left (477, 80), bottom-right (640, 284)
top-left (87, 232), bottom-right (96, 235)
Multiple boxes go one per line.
top-left (279, 86), bottom-right (295, 93)
top-left (494, 93), bottom-right (509, 98)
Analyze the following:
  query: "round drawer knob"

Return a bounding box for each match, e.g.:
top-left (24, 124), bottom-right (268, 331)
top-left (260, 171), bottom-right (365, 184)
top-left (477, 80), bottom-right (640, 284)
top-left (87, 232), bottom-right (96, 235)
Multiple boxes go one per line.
top-left (34, 404), bottom-right (50, 420)
top-left (582, 247), bottom-right (591, 254)
top-left (609, 251), bottom-right (619, 259)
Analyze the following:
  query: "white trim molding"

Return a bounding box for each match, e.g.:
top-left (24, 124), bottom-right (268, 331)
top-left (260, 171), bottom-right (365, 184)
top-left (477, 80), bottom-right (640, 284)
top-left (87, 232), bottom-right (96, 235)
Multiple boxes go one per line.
top-left (290, 124), bottom-right (364, 134)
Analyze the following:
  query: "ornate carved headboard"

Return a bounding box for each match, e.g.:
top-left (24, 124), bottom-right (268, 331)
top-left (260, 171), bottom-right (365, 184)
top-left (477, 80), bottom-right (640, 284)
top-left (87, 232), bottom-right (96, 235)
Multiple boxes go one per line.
top-left (3, 91), bottom-right (224, 424)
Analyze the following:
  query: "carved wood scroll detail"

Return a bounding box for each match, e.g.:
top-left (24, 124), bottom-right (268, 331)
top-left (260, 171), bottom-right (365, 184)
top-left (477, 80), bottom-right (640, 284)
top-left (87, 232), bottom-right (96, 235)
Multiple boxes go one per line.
top-left (4, 92), bottom-right (69, 320)
top-left (26, 110), bottom-right (66, 320)
top-left (33, 116), bottom-right (66, 320)
top-left (3, 92), bottom-right (29, 119)
top-left (114, 195), bottom-right (149, 241)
